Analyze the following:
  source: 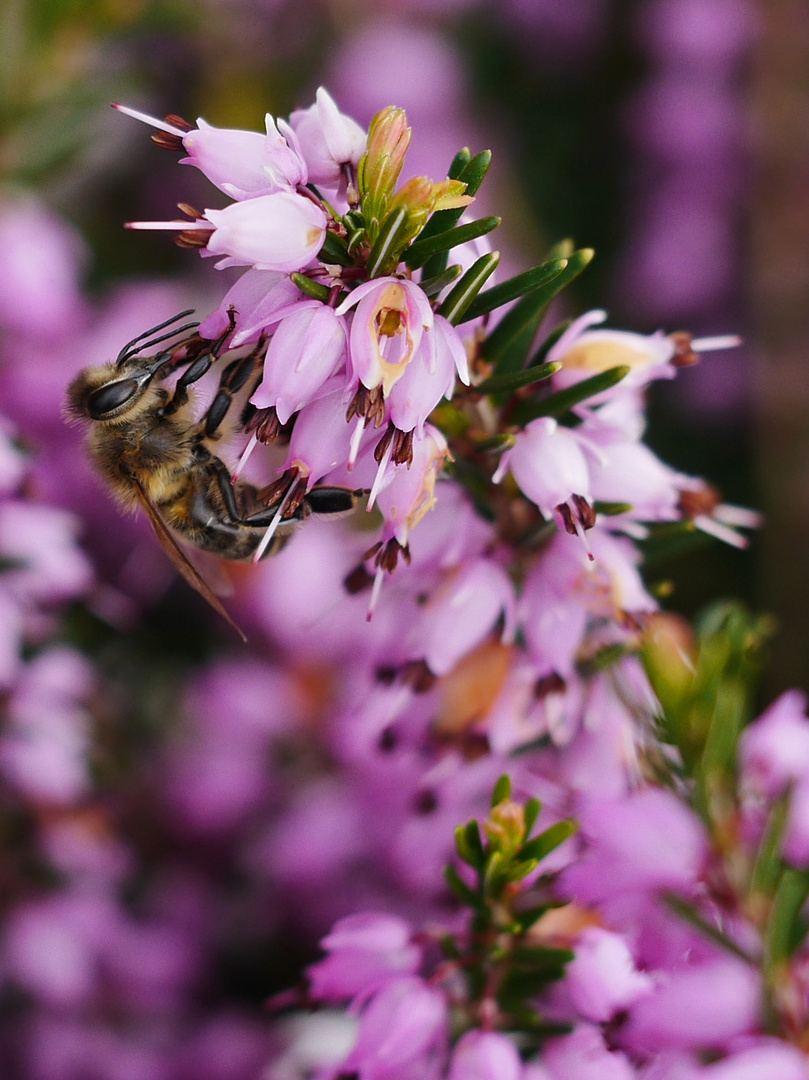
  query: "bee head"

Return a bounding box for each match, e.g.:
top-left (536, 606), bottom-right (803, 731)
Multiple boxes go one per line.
top-left (65, 358), bottom-right (166, 425)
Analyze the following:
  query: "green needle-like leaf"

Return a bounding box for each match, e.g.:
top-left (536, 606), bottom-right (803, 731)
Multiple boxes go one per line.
top-left (405, 216), bottom-right (500, 270)
top-left (419, 150), bottom-right (492, 278)
top-left (462, 259), bottom-right (568, 322)
top-left (491, 775), bottom-right (512, 807)
top-left (438, 252), bottom-right (500, 324)
top-left (473, 362), bottom-right (560, 396)
top-left (518, 819), bottom-right (577, 862)
top-left (419, 264), bottom-right (463, 298)
top-left (663, 893), bottom-right (756, 964)
top-left (511, 365), bottom-right (630, 426)
top-left (765, 868), bottom-right (809, 968)
top-left (482, 248), bottom-right (594, 373)
top-left (318, 230), bottom-right (353, 267)
top-left (444, 864), bottom-right (481, 908)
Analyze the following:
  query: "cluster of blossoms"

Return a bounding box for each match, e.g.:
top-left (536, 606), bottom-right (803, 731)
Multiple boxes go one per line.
top-left (101, 89), bottom-right (808, 1080)
top-left (0, 87), bottom-right (805, 1080)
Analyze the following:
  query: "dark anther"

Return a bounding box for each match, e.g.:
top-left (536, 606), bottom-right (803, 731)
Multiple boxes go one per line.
top-left (177, 202), bottom-right (203, 220)
top-left (572, 493), bottom-right (597, 530)
top-left (414, 789), bottom-right (438, 814)
top-left (534, 671), bottom-right (566, 699)
top-left (245, 406), bottom-right (282, 444)
top-left (377, 726), bottom-right (398, 751)
top-left (556, 502), bottom-right (578, 536)
top-left (678, 482), bottom-right (721, 519)
top-left (344, 563), bottom-right (374, 595)
top-left (401, 660), bottom-right (436, 694)
top-left (373, 423), bottom-right (395, 464)
top-left (670, 331), bottom-right (699, 368)
top-left (174, 229), bottom-right (210, 249)
top-left (391, 427), bottom-right (415, 467)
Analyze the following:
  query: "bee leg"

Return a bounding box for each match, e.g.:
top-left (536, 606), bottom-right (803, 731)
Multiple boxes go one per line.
top-left (300, 487), bottom-right (364, 517)
top-left (203, 351), bottom-right (260, 438)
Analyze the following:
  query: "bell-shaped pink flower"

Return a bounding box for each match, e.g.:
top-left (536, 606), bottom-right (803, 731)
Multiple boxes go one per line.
top-left (561, 788), bottom-right (708, 904)
top-left (306, 913), bottom-right (422, 1004)
top-left (198, 268), bottom-right (301, 342)
top-left (386, 314), bottom-right (469, 435)
top-left (289, 86), bottom-right (366, 187)
top-left (251, 302), bottom-right (347, 424)
top-left (587, 437), bottom-right (682, 523)
top-left (262, 114), bottom-right (308, 189)
top-left (374, 425), bottom-right (449, 549)
top-left (338, 976), bottom-right (448, 1080)
top-left (180, 119), bottom-right (276, 200)
top-left (542, 1025), bottom-right (637, 1080)
top-left (283, 383), bottom-right (360, 487)
top-left (689, 1042), bottom-right (809, 1080)
top-left (413, 556), bottom-right (516, 677)
top-left (204, 191), bottom-right (327, 272)
top-left (621, 956), bottom-right (761, 1054)
top-left (337, 277), bottom-right (434, 396)
top-left (447, 1031), bottom-right (523, 1080)
top-left (495, 417), bottom-right (590, 515)
top-left (548, 309), bottom-right (676, 401)
top-left (565, 927), bottom-right (653, 1023)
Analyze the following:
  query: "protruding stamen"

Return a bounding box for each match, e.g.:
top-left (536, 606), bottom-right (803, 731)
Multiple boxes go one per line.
top-left (125, 220), bottom-right (211, 231)
top-left (366, 566), bottom-right (386, 622)
top-left (691, 334), bottom-right (743, 353)
top-left (252, 485), bottom-right (294, 563)
top-left (111, 103), bottom-right (190, 138)
top-left (232, 434), bottom-right (258, 482)
top-left (367, 440), bottom-right (393, 511)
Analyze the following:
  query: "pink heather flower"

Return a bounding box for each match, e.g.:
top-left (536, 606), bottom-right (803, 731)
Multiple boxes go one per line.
top-left (306, 913), bottom-right (422, 1003)
top-left (0, 647), bottom-right (94, 806)
top-left (446, 1031), bottom-right (523, 1080)
top-left (683, 1041), bottom-right (809, 1080)
top-left (739, 691), bottom-right (809, 865)
top-left (116, 105), bottom-right (308, 199)
top-left (620, 956), bottom-right (762, 1054)
top-left (585, 438), bottom-right (682, 525)
top-left (739, 690), bottom-right (809, 798)
top-left (386, 313), bottom-right (470, 435)
top-left (204, 191), bottom-right (327, 272)
top-left (336, 976), bottom-right (449, 1080)
top-left (565, 927), bottom-right (653, 1022)
top-left (412, 556), bottom-right (515, 677)
top-left (548, 309), bottom-right (676, 400)
top-left (561, 788), bottom-right (708, 904)
top-left (542, 1024), bottom-right (637, 1080)
top-left (180, 118), bottom-right (278, 199)
top-left (373, 425), bottom-right (449, 549)
top-left (337, 277), bottom-right (435, 396)
top-left (198, 268), bottom-right (301, 342)
top-left (283, 383), bottom-right (368, 487)
top-left (493, 416), bottom-right (592, 535)
top-left (251, 302), bottom-right (347, 424)
top-left (0, 502), bottom-right (93, 606)
top-left (289, 86), bottom-right (367, 187)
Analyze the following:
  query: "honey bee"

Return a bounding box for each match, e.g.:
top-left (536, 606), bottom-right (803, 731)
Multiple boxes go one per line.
top-left (66, 311), bottom-right (361, 639)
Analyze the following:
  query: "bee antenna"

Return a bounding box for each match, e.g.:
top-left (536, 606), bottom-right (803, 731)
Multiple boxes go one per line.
top-left (116, 321), bottom-right (201, 368)
top-left (115, 309), bottom-right (197, 365)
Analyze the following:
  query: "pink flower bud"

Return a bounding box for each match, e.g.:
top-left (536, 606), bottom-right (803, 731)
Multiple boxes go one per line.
top-left (251, 302), bottom-right (347, 424)
top-left (289, 87), bottom-right (366, 187)
top-left (204, 191), bottom-right (327, 272)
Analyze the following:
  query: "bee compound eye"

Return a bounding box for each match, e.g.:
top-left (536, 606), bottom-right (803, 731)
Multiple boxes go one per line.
top-left (87, 378), bottom-right (140, 419)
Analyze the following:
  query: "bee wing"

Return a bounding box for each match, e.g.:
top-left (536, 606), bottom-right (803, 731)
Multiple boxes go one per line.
top-left (128, 472), bottom-right (248, 643)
